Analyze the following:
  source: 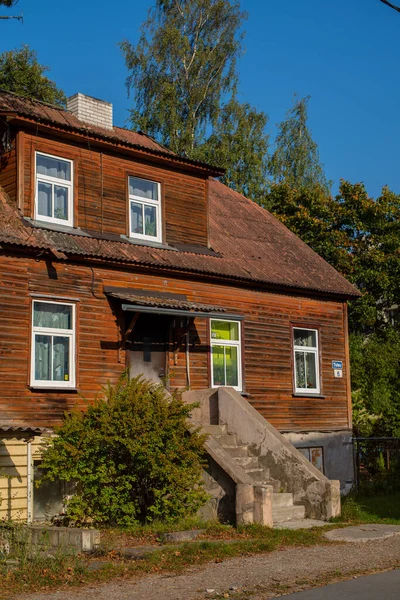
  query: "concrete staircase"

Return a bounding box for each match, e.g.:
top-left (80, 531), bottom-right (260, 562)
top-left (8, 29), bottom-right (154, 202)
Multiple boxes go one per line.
top-left (204, 424), bottom-right (306, 525)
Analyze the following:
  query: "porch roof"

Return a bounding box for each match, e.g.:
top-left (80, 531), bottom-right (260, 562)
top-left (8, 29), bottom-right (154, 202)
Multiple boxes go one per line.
top-left (105, 287), bottom-right (242, 319)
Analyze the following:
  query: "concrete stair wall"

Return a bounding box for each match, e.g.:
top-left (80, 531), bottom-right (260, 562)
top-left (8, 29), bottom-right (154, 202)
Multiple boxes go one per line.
top-left (203, 424), bottom-right (306, 525)
top-left (184, 387), bottom-right (341, 526)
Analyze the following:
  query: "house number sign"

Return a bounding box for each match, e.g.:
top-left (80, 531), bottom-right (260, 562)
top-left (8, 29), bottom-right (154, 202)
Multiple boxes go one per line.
top-left (332, 361), bottom-right (343, 378)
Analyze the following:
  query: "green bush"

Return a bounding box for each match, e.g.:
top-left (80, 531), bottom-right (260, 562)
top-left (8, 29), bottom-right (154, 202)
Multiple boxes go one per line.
top-left (40, 375), bottom-right (208, 526)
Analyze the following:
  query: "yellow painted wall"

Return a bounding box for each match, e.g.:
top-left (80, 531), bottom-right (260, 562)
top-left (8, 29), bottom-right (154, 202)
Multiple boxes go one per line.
top-left (0, 435), bottom-right (44, 521)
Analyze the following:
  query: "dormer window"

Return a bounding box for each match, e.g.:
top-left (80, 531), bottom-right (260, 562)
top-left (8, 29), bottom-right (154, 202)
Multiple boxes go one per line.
top-left (128, 176), bottom-right (162, 242)
top-left (35, 152), bottom-right (73, 226)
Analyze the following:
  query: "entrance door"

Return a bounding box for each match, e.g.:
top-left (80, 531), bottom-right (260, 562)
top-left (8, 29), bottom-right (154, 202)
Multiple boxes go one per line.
top-left (127, 314), bottom-right (169, 385)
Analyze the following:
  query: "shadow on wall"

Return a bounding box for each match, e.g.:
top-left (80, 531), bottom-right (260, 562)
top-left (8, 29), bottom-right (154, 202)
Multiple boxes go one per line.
top-left (0, 437), bottom-right (23, 520)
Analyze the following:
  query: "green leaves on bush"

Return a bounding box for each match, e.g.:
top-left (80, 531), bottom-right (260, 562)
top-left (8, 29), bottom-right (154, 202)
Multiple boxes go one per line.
top-left (39, 375), bottom-right (208, 525)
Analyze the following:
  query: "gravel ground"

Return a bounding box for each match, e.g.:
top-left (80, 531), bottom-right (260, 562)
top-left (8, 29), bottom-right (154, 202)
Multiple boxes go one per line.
top-left (14, 536), bottom-right (400, 600)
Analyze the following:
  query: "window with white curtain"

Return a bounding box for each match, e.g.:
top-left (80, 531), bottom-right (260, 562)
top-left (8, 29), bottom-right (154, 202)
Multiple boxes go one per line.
top-left (35, 152), bottom-right (73, 226)
top-left (293, 327), bottom-right (320, 393)
top-left (128, 176), bottom-right (162, 242)
top-left (31, 301), bottom-right (76, 388)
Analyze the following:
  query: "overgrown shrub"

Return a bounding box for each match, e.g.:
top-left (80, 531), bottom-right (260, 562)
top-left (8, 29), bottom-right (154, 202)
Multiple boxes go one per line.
top-left (40, 375), bottom-right (208, 526)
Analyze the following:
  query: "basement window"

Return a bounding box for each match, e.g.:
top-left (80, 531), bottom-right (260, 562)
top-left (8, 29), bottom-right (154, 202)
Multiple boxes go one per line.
top-left (35, 152), bottom-right (73, 226)
top-left (210, 319), bottom-right (242, 391)
top-left (128, 176), bottom-right (162, 242)
top-left (293, 327), bottom-right (320, 394)
top-left (31, 300), bottom-right (76, 388)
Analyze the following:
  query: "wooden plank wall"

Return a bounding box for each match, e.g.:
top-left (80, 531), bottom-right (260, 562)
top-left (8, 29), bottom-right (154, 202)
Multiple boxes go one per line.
top-left (0, 253), bottom-right (351, 433)
top-left (22, 131), bottom-right (209, 247)
top-left (0, 127), bottom-right (17, 202)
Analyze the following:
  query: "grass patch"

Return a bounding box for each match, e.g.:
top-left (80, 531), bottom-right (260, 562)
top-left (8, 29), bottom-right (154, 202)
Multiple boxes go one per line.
top-left (3, 492), bottom-right (400, 599)
top-left (334, 492), bottom-right (400, 525)
top-left (2, 523), bottom-right (332, 598)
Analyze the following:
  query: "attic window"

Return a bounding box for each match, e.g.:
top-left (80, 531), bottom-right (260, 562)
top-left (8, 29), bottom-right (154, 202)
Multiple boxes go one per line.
top-left (128, 176), bottom-right (162, 242)
top-left (35, 152), bottom-right (73, 227)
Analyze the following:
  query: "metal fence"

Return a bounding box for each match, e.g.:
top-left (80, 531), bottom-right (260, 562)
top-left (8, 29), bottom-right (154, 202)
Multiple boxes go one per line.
top-left (353, 437), bottom-right (400, 493)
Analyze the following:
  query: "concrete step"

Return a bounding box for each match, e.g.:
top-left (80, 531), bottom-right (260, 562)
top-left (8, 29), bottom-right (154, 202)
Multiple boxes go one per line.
top-left (264, 479), bottom-right (281, 493)
top-left (245, 467), bottom-right (271, 483)
top-left (273, 504), bottom-right (306, 524)
top-left (221, 445), bottom-right (249, 458)
top-left (272, 493), bottom-right (294, 508)
top-left (202, 424), bottom-right (227, 435)
top-left (233, 456), bottom-right (259, 469)
top-left (214, 434), bottom-right (238, 446)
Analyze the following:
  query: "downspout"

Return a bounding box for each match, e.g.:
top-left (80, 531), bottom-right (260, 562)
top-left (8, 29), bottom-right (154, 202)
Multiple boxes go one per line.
top-left (26, 438), bottom-right (32, 524)
top-left (186, 317), bottom-right (191, 388)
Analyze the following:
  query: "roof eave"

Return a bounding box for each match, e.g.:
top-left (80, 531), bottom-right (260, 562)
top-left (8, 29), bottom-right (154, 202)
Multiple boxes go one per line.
top-left (1, 112), bottom-right (226, 177)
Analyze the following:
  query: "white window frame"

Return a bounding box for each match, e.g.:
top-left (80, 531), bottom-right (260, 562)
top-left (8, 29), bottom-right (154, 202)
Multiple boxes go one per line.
top-left (293, 327), bottom-right (320, 394)
top-left (34, 151), bottom-right (74, 227)
top-left (31, 300), bottom-right (76, 389)
top-left (210, 319), bottom-right (242, 392)
top-left (128, 176), bottom-right (162, 243)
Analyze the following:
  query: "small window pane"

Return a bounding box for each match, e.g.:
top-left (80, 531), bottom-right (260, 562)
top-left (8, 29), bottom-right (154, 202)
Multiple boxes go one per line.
top-left (144, 205), bottom-right (157, 237)
top-left (54, 186), bottom-right (68, 220)
top-left (295, 351), bottom-right (306, 389)
top-left (129, 177), bottom-right (158, 201)
top-left (37, 154), bottom-right (71, 181)
top-left (306, 352), bottom-right (317, 389)
top-left (131, 202), bottom-right (143, 234)
top-left (35, 335), bottom-right (52, 381)
top-left (34, 303), bottom-right (72, 329)
top-left (37, 182), bottom-right (52, 217)
top-left (212, 346), bottom-right (225, 386)
top-left (53, 337), bottom-right (70, 381)
top-left (225, 346), bottom-right (238, 387)
top-left (211, 321), bottom-right (239, 341)
top-left (294, 329), bottom-right (317, 348)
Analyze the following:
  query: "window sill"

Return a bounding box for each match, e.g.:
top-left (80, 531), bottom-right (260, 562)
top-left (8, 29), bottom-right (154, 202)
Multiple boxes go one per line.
top-left (29, 386), bottom-right (78, 392)
top-left (120, 235), bottom-right (178, 251)
top-left (292, 393), bottom-right (326, 399)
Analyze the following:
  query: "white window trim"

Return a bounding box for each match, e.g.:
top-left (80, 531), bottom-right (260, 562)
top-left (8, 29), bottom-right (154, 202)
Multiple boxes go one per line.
top-left (293, 327), bottom-right (320, 394)
top-left (30, 300), bottom-right (76, 389)
top-left (210, 319), bottom-right (242, 392)
top-left (128, 176), bottom-right (162, 243)
top-left (34, 151), bottom-right (74, 227)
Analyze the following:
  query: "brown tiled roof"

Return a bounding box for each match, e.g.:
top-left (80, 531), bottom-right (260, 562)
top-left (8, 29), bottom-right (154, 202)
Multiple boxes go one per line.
top-left (0, 180), bottom-right (359, 298)
top-left (0, 89), bottom-right (223, 175)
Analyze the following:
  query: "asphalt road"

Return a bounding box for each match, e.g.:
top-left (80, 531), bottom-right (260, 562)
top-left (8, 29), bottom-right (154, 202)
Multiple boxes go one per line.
top-left (280, 569), bottom-right (400, 599)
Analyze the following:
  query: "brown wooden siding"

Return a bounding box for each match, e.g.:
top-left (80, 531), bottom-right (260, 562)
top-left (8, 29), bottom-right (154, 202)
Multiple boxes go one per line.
top-left (21, 131), bottom-right (208, 246)
top-left (0, 253), bottom-right (351, 432)
top-left (0, 128), bottom-right (17, 203)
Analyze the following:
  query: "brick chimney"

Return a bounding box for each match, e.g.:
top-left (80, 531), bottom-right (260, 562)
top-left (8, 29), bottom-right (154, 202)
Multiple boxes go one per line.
top-left (67, 93), bottom-right (113, 130)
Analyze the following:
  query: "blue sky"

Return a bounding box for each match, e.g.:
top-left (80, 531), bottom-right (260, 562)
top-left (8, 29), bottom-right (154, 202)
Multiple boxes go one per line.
top-left (0, 0), bottom-right (399, 198)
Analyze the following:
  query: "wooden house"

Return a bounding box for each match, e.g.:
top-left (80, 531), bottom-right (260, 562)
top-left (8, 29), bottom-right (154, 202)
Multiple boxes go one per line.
top-left (0, 90), bottom-right (359, 523)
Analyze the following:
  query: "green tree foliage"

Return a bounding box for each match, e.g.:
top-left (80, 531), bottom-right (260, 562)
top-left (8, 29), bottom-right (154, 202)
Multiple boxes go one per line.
top-left (40, 375), bottom-right (207, 525)
top-left (269, 180), bottom-right (400, 332)
top-left (120, 0), bottom-right (269, 201)
top-left (269, 96), bottom-right (331, 194)
top-left (120, 0), bottom-right (246, 155)
top-left (196, 97), bottom-right (269, 200)
top-left (0, 45), bottom-right (66, 107)
top-left (350, 330), bottom-right (400, 437)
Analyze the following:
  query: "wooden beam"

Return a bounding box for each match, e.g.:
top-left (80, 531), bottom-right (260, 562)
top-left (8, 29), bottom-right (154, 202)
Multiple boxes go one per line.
top-left (124, 312), bottom-right (140, 339)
